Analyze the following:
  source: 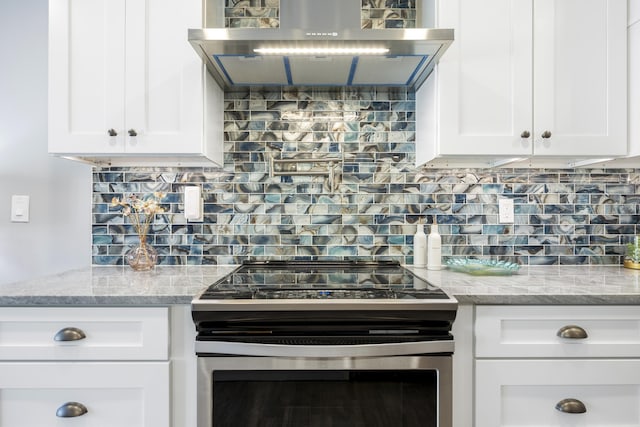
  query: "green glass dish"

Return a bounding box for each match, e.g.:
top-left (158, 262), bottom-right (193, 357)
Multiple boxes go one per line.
top-left (445, 258), bottom-right (520, 276)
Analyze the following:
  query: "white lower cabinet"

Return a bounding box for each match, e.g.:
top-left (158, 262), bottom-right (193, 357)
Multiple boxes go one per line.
top-left (475, 306), bottom-right (640, 427)
top-left (0, 362), bottom-right (169, 427)
top-left (0, 307), bottom-right (170, 427)
top-left (476, 359), bottom-right (640, 426)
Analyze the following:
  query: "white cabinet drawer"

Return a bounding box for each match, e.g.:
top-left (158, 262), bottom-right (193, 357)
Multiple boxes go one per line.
top-left (0, 361), bottom-right (169, 427)
top-left (0, 307), bottom-right (168, 360)
top-left (476, 359), bottom-right (640, 427)
top-left (475, 305), bottom-right (640, 358)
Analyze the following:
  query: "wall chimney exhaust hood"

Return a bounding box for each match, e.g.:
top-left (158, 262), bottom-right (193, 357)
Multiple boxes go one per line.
top-left (189, 0), bottom-right (453, 90)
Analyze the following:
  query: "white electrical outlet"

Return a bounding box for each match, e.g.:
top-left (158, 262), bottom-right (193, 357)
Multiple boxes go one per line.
top-left (184, 186), bottom-right (203, 222)
top-left (498, 198), bottom-right (514, 223)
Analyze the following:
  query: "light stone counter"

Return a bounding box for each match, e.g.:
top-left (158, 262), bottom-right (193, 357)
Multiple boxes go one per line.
top-left (2, 264), bottom-right (640, 306)
top-left (407, 265), bottom-right (640, 305)
top-left (0, 265), bottom-right (237, 306)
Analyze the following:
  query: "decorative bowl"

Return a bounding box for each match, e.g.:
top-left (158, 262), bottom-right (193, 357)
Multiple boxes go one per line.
top-left (445, 258), bottom-right (520, 276)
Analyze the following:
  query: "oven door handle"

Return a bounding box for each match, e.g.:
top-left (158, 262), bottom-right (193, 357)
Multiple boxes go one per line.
top-left (195, 340), bottom-right (454, 358)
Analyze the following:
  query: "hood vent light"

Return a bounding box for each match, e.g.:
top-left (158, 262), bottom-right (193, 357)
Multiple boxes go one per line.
top-left (253, 47), bottom-right (391, 55)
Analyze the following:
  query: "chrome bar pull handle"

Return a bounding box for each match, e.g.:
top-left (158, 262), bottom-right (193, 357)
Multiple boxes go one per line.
top-left (541, 130), bottom-right (552, 139)
top-left (520, 130), bottom-right (531, 138)
top-left (108, 128), bottom-right (118, 137)
top-left (56, 402), bottom-right (88, 418)
top-left (54, 327), bottom-right (87, 342)
top-left (128, 129), bottom-right (138, 137)
top-left (557, 325), bottom-right (588, 339)
top-left (555, 398), bottom-right (586, 414)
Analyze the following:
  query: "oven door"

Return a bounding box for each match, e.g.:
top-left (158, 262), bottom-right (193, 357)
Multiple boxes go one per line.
top-left (197, 354), bottom-right (452, 427)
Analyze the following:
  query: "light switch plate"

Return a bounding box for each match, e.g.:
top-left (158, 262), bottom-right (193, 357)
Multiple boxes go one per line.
top-left (11, 195), bottom-right (30, 222)
top-left (184, 186), bottom-right (203, 222)
top-left (498, 198), bottom-right (514, 223)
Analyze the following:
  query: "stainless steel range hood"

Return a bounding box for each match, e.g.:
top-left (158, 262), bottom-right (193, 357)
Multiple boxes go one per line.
top-left (189, 0), bottom-right (453, 90)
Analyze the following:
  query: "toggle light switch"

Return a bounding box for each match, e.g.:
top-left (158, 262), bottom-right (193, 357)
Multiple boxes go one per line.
top-left (11, 195), bottom-right (30, 223)
top-left (184, 186), bottom-right (203, 222)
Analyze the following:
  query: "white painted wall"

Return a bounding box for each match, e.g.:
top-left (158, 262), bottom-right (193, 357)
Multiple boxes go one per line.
top-left (0, 0), bottom-right (91, 285)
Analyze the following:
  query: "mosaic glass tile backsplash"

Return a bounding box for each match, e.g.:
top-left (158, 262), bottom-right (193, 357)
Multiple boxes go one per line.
top-left (92, 87), bottom-right (640, 266)
top-left (223, 0), bottom-right (417, 29)
top-left (224, 0), bottom-right (280, 28)
top-left (361, 0), bottom-right (417, 29)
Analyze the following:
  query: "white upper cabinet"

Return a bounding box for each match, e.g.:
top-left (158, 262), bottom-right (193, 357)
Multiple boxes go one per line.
top-left (631, 0), bottom-right (640, 26)
top-left (629, 2), bottom-right (640, 157)
top-left (417, 0), bottom-right (627, 167)
top-left (48, 0), bottom-right (223, 166)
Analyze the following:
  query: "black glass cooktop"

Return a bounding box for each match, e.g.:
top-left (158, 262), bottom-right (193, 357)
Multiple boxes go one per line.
top-left (199, 260), bottom-right (448, 300)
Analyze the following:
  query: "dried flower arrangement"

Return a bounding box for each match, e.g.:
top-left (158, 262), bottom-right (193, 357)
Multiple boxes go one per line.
top-left (111, 192), bottom-right (166, 270)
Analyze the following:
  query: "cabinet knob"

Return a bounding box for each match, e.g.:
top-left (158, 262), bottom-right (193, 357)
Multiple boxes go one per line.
top-left (555, 398), bottom-right (587, 414)
top-left (108, 129), bottom-right (118, 137)
top-left (556, 325), bottom-right (588, 339)
top-left (520, 130), bottom-right (531, 138)
top-left (128, 129), bottom-right (138, 137)
top-left (54, 327), bottom-right (87, 342)
top-left (541, 130), bottom-right (552, 139)
top-left (56, 402), bottom-right (88, 418)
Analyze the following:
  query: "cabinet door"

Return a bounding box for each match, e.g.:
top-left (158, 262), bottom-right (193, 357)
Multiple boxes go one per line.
top-left (533, 0), bottom-right (627, 156)
top-left (0, 307), bottom-right (168, 361)
top-left (435, 0), bottom-right (533, 157)
top-left (629, 20), bottom-right (640, 156)
top-left (124, 0), bottom-right (204, 154)
top-left (48, 0), bottom-right (127, 154)
top-left (49, 0), bottom-right (205, 156)
top-left (476, 359), bottom-right (640, 427)
top-left (0, 362), bottom-right (169, 427)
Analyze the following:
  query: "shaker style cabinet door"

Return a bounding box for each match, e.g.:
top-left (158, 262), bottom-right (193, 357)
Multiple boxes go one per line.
top-left (532, 0), bottom-right (627, 157)
top-left (0, 362), bottom-right (169, 427)
top-left (476, 359), bottom-right (640, 427)
top-left (434, 0), bottom-right (533, 157)
top-left (628, 9), bottom-right (640, 157)
top-left (48, 0), bottom-right (206, 157)
top-left (48, 0), bottom-right (126, 154)
top-left (418, 0), bottom-right (627, 164)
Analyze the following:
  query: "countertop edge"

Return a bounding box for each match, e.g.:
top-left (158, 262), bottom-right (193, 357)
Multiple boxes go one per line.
top-left (2, 264), bottom-right (640, 306)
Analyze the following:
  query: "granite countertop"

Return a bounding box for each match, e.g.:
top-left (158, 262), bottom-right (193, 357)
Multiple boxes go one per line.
top-left (0, 265), bottom-right (237, 306)
top-left (2, 264), bottom-right (640, 306)
top-left (406, 265), bottom-right (640, 305)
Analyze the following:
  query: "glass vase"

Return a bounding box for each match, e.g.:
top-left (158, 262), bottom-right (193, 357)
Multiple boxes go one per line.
top-left (126, 241), bottom-right (158, 271)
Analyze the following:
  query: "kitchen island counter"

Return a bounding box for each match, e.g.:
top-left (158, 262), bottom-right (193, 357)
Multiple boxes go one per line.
top-left (2, 264), bottom-right (640, 306)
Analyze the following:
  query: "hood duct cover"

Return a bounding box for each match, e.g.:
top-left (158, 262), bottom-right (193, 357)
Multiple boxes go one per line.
top-left (189, 0), bottom-right (453, 90)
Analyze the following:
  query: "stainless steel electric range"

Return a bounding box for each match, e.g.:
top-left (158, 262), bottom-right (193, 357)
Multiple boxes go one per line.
top-left (192, 260), bottom-right (458, 427)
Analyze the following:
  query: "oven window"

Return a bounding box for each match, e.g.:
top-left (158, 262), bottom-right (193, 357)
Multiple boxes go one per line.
top-left (212, 370), bottom-right (437, 427)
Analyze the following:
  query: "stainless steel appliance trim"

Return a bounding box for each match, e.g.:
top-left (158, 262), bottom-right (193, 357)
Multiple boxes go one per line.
top-left (192, 298), bottom-right (458, 312)
top-left (195, 339), bottom-right (454, 357)
top-left (197, 355), bottom-right (453, 427)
